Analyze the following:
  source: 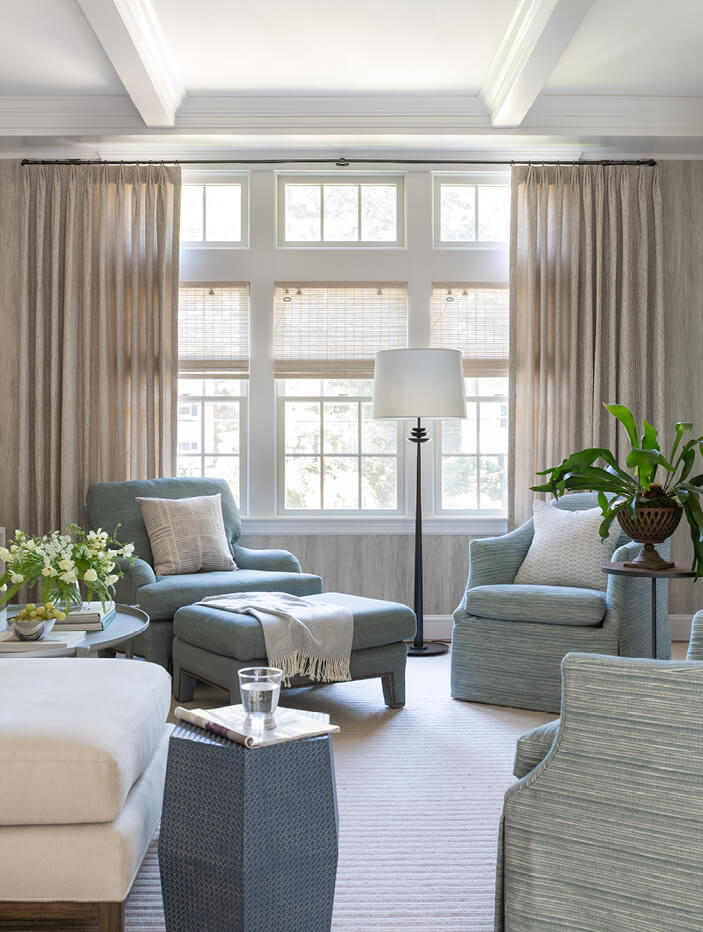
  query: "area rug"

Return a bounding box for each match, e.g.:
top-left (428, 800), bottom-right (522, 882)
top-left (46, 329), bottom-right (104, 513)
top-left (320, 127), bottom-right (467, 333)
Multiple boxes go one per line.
top-left (3, 652), bottom-right (551, 931)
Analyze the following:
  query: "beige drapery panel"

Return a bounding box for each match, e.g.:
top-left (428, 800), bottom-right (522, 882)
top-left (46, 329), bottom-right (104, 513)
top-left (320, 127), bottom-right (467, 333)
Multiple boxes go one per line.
top-left (18, 163), bottom-right (181, 534)
top-left (508, 164), bottom-right (664, 526)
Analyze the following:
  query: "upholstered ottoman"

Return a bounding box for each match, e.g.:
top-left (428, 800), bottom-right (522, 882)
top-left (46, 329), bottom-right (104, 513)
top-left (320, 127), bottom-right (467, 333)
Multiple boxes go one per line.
top-left (0, 658), bottom-right (173, 932)
top-left (173, 592), bottom-right (416, 708)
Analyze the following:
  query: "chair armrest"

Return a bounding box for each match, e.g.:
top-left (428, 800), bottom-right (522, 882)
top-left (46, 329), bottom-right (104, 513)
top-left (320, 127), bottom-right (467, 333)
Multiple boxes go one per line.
top-left (687, 611), bottom-right (703, 660)
top-left (465, 521), bottom-right (534, 594)
top-left (113, 557), bottom-right (156, 605)
top-left (233, 545), bottom-right (302, 574)
top-left (513, 718), bottom-right (560, 779)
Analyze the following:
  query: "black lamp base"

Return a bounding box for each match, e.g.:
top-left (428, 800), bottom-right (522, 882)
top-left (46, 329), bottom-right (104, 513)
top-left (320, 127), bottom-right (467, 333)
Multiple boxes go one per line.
top-left (407, 641), bottom-right (449, 657)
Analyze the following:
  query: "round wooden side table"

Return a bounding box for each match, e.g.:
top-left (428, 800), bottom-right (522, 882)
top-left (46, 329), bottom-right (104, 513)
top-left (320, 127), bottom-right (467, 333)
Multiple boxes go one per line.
top-left (601, 563), bottom-right (695, 658)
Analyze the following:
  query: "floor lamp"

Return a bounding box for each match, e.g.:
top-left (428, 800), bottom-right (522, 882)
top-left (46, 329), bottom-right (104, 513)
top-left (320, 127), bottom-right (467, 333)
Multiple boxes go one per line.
top-left (373, 348), bottom-right (467, 656)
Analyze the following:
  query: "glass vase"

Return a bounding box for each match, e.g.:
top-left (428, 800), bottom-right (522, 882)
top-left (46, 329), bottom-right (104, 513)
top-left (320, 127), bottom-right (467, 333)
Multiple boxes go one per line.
top-left (52, 582), bottom-right (84, 615)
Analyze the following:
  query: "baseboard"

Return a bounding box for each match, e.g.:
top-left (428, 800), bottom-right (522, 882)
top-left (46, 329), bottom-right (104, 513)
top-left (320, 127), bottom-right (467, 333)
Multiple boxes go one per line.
top-left (422, 614), bottom-right (693, 643)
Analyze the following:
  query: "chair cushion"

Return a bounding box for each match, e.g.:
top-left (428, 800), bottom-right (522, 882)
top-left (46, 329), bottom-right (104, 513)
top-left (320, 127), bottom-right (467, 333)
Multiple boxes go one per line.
top-left (85, 476), bottom-right (242, 567)
top-left (0, 658), bottom-right (170, 826)
top-left (465, 584), bottom-right (607, 626)
top-left (514, 500), bottom-right (618, 591)
top-left (173, 591), bottom-right (417, 661)
top-left (513, 718), bottom-right (561, 778)
top-left (137, 493), bottom-right (236, 575)
top-left (138, 569), bottom-right (324, 621)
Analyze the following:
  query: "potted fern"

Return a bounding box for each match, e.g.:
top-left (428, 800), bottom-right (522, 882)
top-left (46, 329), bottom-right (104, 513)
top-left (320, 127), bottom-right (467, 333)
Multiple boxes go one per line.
top-left (532, 403), bottom-right (703, 576)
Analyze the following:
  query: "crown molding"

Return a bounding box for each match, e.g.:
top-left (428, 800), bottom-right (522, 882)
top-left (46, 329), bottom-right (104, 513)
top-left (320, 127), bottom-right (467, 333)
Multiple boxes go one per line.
top-left (2, 93), bottom-right (703, 140)
top-left (481, 0), bottom-right (593, 127)
top-left (76, 0), bottom-right (185, 127)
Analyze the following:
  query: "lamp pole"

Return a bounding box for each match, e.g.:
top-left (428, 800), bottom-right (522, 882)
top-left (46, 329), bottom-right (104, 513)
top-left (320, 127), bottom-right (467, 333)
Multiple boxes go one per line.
top-left (407, 417), bottom-right (448, 657)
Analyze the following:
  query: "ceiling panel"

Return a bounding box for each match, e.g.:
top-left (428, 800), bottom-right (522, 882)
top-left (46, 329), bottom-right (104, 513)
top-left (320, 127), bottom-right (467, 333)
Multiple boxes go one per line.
top-left (0, 0), bottom-right (124, 95)
top-left (546, 0), bottom-right (703, 96)
top-left (152, 0), bottom-right (517, 94)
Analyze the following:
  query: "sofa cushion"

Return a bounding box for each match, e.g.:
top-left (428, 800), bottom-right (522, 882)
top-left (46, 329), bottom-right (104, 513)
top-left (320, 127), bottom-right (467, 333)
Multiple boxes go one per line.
top-left (174, 591), bottom-right (417, 661)
top-left (138, 569), bottom-right (324, 621)
top-left (514, 500), bottom-right (618, 591)
top-left (514, 718), bottom-right (561, 778)
top-left (137, 493), bottom-right (236, 575)
top-left (85, 476), bottom-right (242, 567)
top-left (465, 584), bottom-right (606, 627)
top-left (0, 658), bottom-right (170, 826)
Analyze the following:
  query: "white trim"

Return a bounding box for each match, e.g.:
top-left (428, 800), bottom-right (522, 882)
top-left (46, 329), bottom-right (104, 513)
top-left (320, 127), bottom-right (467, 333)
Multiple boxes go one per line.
top-left (670, 614), bottom-right (694, 642)
top-left (240, 515), bottom-right (507, 536)
top-left (75, 0), bottom-right (185, 127)
top-left (523, 95), bottom-right (703, 136)
top-left (480, 0), bottom-right (593, 128)
top-left (423, 615), bottom-right (454, 640)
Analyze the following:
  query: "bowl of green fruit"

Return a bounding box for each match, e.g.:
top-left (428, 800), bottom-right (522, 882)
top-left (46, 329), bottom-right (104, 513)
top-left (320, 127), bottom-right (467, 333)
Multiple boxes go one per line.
top-left (11, 603), bottom-right (66, 641)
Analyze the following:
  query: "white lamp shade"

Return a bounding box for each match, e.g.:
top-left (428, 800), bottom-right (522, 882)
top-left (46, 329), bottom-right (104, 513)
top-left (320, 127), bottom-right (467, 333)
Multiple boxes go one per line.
top-left (373, 348), bottom-right (467, 419)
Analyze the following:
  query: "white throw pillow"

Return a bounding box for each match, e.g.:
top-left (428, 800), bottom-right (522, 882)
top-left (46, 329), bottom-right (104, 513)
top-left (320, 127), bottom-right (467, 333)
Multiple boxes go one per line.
top-left (513, 500), bottom-right (618, 591)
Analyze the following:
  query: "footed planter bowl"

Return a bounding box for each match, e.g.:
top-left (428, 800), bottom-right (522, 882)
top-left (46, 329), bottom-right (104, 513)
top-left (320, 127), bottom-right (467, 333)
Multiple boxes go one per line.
top-left (616, 505), bottom-right (682, 571)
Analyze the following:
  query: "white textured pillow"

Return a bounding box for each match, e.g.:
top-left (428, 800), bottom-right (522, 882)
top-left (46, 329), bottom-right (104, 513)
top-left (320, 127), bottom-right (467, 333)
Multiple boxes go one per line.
top-left (514, 501), bottom-right (617, 591)
top-left (137, 493), bottom-right (237, 576)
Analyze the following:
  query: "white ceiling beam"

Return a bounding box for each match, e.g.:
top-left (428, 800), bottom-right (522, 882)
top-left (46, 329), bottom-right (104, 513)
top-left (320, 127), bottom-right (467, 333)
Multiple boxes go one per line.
top-left (75, 0), bottom-right (185, 127)
top-left (481, 0), bottom-right (593, 128)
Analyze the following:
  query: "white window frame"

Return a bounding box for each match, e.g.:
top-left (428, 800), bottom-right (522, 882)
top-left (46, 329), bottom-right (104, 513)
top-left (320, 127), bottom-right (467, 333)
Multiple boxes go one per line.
top-left (176, 376), bottom-right (249, 511)
top-left (181, 170), bottom-right (250, 248)
top-left (276, 173), bottom-right (406, 248)
top-left (276, 381), bottom-right (406, 515)
top-left (434, 376), bottom-right (509, 516)
top-left (432, 171), bottom-right (510, 248)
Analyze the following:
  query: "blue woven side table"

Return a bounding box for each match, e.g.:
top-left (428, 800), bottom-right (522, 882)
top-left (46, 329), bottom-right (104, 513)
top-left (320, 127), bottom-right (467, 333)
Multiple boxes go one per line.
top-left (159, 724), bottom-right (339, 932)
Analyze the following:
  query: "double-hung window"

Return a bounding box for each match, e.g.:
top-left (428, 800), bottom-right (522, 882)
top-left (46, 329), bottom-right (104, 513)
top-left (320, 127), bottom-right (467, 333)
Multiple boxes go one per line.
top-left (273, 284), bottom-right (408, 511)
top-left (277, 175), bottom-right (405, 247)
top-left (177, 284), bottom-right (250, 504)
top-left (431, 284), bottom-right (509, 512)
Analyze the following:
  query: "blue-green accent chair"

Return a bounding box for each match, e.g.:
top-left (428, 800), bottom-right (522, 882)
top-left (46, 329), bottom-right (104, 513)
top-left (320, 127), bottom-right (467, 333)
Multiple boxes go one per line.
top-left (496, 620), bottom-right (703, 931)
top-left (451, 493), bottom-right (670, 713)
top-left (85, 477), bottom-right (323, 668)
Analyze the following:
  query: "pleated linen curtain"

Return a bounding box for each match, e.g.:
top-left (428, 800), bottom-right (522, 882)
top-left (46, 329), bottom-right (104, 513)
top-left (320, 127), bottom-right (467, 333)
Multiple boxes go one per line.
top-left (18, 163), bottom-right (181, 535)
top-left (508, 163), bottom-right (664, 527)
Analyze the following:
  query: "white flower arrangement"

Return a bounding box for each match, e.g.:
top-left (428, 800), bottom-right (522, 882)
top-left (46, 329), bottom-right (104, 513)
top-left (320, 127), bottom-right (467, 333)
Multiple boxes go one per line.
top-left (0, 524), bottom-right (136, 611)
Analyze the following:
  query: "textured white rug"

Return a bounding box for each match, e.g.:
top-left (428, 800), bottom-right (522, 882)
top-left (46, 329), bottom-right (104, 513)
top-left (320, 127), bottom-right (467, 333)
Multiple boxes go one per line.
top-left (3, 651), bottom-right (551, 931)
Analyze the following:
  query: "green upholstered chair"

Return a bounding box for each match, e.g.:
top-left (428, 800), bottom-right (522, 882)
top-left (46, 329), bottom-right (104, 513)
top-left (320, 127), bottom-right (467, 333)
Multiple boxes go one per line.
top-left (84, 477), bottom-right (322, 668)
top-left (451, 492), bottom-right (671, 713)
top-left (496, 626), bottom-right (703, 931)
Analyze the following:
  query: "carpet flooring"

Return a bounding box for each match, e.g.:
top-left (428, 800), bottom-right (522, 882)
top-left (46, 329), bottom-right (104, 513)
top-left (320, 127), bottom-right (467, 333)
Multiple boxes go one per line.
top-left (4, 650), bottom-right (552, 931)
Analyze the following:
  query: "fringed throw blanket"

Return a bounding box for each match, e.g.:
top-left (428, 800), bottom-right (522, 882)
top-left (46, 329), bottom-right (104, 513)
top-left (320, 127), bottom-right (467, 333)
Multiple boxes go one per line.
top-left (198, 592), bottom-right (353, 686)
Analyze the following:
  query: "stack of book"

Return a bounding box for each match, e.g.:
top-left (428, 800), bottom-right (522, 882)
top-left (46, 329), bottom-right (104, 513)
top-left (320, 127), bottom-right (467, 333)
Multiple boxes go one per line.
top-left (53, 601), bottom-right (117, 632)
top-left (0, 630), bottom-right (86, 652)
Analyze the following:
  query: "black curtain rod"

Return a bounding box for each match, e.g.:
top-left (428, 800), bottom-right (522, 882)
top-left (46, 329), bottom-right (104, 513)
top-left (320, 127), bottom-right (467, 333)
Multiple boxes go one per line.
top-left (20, 157), bottom-right (657, 167)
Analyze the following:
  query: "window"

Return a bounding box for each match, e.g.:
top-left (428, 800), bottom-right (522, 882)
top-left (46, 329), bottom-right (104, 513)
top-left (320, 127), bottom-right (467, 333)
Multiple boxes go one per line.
top-left (432, 285), bottom-right (509, 512)
top-left (180, 176), bottom-right (248, 245)
top-left (278, 380), bottom-right (400, 511)
top-left (277, 175), bottom-right (405, 247)
top-left (177, 378), bottom-right (247, 500)
top-left (177, 284), bottom-right (250, 503)
top-left (274, 284), bottom-right (408, 511)
top-left (433, 174), bottom-right (510, 245)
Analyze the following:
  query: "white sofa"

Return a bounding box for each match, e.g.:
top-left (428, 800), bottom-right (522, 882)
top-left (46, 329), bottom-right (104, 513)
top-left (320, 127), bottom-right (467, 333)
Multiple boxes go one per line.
top-left (0, 657), bottom-right (172, 932)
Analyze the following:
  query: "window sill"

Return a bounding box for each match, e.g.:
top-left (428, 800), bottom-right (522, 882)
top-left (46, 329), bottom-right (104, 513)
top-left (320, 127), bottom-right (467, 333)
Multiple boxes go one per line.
top-left (240, 515), bottom-right (507, 536)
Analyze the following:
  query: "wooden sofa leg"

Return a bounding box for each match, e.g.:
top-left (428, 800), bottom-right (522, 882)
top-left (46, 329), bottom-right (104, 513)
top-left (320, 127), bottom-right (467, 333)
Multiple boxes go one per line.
top-left (97, 901), bottom-right (124, 932)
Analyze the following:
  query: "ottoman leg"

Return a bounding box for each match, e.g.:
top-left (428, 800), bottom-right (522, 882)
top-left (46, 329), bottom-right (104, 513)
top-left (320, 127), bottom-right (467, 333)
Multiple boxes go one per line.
top-left (382, 671), bottom-right (405, 709)
top-left (174, 669), bottom-right (198, 702)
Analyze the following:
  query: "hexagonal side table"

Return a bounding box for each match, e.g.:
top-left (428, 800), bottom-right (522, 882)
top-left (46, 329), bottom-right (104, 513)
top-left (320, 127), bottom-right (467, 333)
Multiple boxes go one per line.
top-left (159, 724), bottom-right (339, 932)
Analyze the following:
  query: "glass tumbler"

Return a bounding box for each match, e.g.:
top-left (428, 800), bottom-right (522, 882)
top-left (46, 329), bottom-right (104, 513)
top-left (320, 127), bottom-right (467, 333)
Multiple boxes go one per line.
top-left (238, 667), bottom-right (283, 733)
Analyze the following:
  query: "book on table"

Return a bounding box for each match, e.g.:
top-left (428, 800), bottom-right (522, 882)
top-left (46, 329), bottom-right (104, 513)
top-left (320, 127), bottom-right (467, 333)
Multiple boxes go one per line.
top-left (52, 601), bottom-right (116, 632)
top-left (174, 704), bottom-right (340, 748)
top-left (0, 630), bottom-right (86, 652)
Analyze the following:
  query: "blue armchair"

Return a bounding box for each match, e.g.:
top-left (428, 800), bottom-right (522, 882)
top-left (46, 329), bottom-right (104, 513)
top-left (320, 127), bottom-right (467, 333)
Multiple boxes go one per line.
top-left (496, 624), bottom-right (703, 931)
top-left (451, 493), bottom-right (670, 713)
top-left (85, 477), bottom-right (322, 668)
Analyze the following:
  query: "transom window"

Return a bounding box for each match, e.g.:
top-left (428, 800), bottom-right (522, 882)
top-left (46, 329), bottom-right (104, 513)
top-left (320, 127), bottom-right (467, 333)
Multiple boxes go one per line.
top-left (433, 173), bottom-right (510, 245)
top-left (277, 175), bottom-right (405, 247)
top-left (177, 378), bottom-right (247, 501)
top-left (278, 380), bottom-right (401, 512)
top-left (180, 175), bottom-right (248, 246)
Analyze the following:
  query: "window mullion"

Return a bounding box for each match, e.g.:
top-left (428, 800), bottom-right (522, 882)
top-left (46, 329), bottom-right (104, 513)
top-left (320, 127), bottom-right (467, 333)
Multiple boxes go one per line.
top-left (357, 401), bottom-right (363, 509)
top-left (319, 398), bottom-right (325, 510)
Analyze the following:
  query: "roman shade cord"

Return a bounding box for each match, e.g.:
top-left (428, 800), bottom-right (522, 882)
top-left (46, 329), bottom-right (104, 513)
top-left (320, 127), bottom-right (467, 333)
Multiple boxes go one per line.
top-left (22, 157), bottom-right (657, 167)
